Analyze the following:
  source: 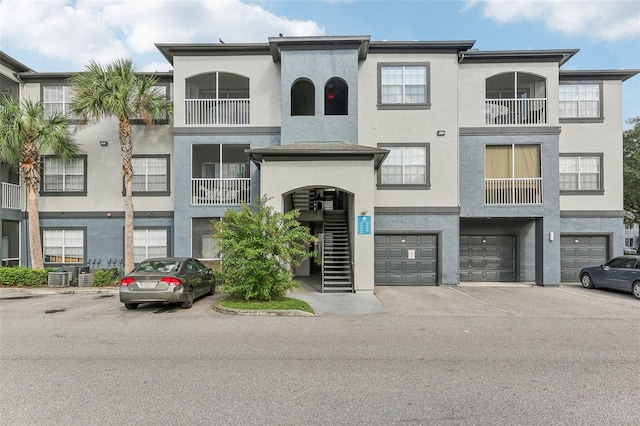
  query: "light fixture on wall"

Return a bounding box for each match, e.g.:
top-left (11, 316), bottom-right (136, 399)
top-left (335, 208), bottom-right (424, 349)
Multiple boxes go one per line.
top-left (437, 130), bottom-right (446, 136)
top-left (99, 140), bottom-right (108, 147)
top-left (549, 231), bottom-right (555, 242)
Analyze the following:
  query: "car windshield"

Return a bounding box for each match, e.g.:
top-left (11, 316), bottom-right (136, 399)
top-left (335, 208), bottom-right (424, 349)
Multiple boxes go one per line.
top-left (135, 260), bottom-right (180, 273)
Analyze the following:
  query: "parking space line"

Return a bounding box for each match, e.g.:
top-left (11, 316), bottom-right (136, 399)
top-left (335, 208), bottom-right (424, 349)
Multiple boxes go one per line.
top-left (554, 286), bottom-right (615, 301)
top-left (448, 287), bottom-right (510, 313)
top-left (32, 298), bottom-right (65, 306)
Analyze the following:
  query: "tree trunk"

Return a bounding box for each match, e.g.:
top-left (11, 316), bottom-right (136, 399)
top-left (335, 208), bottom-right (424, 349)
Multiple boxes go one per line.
top-left (27, 184), bottom-right (44, 270)
top-left (120, 118), bottom-right (135, 274)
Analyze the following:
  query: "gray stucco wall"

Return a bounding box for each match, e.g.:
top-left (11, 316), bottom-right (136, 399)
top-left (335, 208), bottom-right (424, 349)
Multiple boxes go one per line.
top-left (280, 49), bottom-right (359, 145)
top-left (31, 216), bottom-right (173, 269)
top-left (375, 212), bottom-right (459, 285)
top-left (172, 132), bottom-right (280, 257)
top-left (459, 128), bottom-right (562, 285)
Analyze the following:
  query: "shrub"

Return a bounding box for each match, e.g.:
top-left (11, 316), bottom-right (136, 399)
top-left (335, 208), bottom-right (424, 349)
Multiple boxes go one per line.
top-left (214, 196), bottom-right (316, 301)
top-left (93, 269), bottom-right (120, 286)
top-left (0, 267), bottom-right (48, 287)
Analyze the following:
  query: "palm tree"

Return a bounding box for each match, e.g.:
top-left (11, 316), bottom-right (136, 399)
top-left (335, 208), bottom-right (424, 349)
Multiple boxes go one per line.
top-left (70, 58), bottom-right (173, 274)
top-left (0, 95), bottom-right (79, 270)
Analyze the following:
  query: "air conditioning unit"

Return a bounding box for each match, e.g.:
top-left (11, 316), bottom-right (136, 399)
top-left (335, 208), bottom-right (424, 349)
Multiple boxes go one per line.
top-left (78, 274), bottom-right (94, 287)
top-left (48, 272), bottom-right (69, 287)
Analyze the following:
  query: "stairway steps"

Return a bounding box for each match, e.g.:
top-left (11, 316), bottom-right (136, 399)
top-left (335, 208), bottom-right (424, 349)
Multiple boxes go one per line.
top-left (322, 207), bottom-right (353, 293)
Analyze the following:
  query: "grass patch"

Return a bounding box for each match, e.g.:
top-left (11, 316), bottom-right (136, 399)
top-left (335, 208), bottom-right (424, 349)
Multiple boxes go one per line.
top-left (220, 297), bottom-right (314, 314)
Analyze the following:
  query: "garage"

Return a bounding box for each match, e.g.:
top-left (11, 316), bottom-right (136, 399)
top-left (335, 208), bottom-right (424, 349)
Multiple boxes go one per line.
top-left (374, 234), bottom-right (438, 285)
top-left (560, 235), bottom-right (609, 282)
top-left (459, 235), bottom-right (516, 281)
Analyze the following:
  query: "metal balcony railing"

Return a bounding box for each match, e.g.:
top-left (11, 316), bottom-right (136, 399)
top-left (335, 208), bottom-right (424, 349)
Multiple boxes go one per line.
top-left (485, 178), bottom-right (543, 205)
top-left (485, 98), bottom-right (547, 125)
top-left (192, 178), bottom-right (251, 205)
top-left (185, 99), bottom-right (250, 125)
top-left (1, 182), bottom-right (21, 210)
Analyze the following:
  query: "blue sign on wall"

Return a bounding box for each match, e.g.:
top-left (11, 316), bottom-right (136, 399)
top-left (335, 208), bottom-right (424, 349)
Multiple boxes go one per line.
top-left (358, 215), bottom-right (371, 235)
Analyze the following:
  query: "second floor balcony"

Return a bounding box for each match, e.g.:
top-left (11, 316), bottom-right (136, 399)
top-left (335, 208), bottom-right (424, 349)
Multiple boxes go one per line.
top-left (185, 71), bottom-right (250, 126)
top-left (485, 98), bottom-right (547, 125)
top-left (485, 177), bottom-right (543, 205)
top-left (185, 99), bottom-right (250, 125)
top-left (1, 182), bottom-right (21, 210)
top-left (485, 71), bottom-right (547, 126)
top-left (192, 178), bottom-right (251, 205)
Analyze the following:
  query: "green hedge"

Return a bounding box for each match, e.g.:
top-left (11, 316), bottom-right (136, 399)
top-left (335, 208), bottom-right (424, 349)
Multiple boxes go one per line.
top-left (93, 269), bottom-right (120, 287)
top-left (0, 267), bottom-right (49, 287)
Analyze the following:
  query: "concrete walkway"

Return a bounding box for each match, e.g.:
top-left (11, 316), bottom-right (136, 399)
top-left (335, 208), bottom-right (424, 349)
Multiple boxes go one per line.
top-left (290, 276), bottom-right (386, 316)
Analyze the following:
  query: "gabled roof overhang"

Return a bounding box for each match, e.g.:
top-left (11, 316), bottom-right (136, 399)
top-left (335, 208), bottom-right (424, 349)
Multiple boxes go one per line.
top-left (268, 36), bottom-right (371, 62)
top-left (369, 40), bottom-right (476, 55)
top-left (247, 142), bottom-right (389, 169)
top-left (16, 71), bottom-right (173, 81)
top-left (560, 69), bottom-right (640, 82)
top-left (156, 43), bottom-right (271, 65)
top-left (0, 51), bottom-right (34, 73)
top-left (458, 49), bottom-right (579, 65)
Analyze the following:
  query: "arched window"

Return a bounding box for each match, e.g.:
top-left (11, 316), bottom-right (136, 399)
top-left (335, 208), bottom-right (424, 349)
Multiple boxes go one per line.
top-left (291, 79), bottom-right (315, 116)
top-left (485, 72), bottom-right (547, 125)
top-left (185, 72), bottom-right (250, 125)
top-left (324, 78), bottom-right (348, 115)
top-left (486, 72), bottom-right (546, 100)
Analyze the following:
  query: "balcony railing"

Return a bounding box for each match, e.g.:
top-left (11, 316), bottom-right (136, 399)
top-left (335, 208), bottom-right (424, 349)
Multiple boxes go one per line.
top-left (192, 178), bottom-right (251, 205)
top-left (485, 178), bottom-right (543, 205)
top-left (1, 182), bottom-right (21, 210)
top-left (485, 99), bottom-right (547, 125)
top-left (185, 99), bottom-right (250, 125)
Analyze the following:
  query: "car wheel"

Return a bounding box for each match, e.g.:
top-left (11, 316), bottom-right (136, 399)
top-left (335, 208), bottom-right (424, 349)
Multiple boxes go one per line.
top-left (206, 284), bottom-right (215, 296)
top-left (124, 303), bottom-right (138, 310)
top-left (581, 273), bottom-right (595, 289)
top-left (633, 281), bottom-right (640, 300)
top-left (181, 287), bottom-right (194, 309)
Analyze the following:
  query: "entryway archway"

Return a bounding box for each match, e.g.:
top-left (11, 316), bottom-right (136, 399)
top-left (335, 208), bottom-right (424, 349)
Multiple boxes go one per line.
top-left (285, 187), bottom-right (354, 293)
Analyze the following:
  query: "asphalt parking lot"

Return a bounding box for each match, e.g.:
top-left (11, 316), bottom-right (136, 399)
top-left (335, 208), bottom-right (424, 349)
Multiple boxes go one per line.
top-left (0, 281), bottom-right (637, 318)
top-left (1, 283), bottom-right (638, 425)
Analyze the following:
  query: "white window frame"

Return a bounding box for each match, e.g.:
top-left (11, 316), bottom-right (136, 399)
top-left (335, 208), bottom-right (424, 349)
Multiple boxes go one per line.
top-left (134, 228), bottom-right (169, 264)
top-left (42, 156), bottom-right (86, 194)
top-left (42, 85), bottom-right (75, 117)
top-left (43, 229), bottom-right (84, 265)
top-left (559, 83), bottom-right (601, 118)
top-left (378, 144), bottom-right (430, 189)
top-left (378, 63), bottom-right (430, 109)
top-left (132, 155), bottom-right (170, 194)
top-left (559, 154), bottom-right (603, 193)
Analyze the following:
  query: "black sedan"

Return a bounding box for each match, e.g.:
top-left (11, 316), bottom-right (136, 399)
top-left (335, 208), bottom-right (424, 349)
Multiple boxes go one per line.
top-left (119, 257), bottom-right (215, 309)
top-left (579, 255), bottom-right (640, 299)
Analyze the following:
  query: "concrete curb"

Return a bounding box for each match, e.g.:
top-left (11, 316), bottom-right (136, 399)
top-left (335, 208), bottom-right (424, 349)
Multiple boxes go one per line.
top-left (212, 300), bottom-right (315, 317)
top-left (0, 286), bottom-right (119, 295)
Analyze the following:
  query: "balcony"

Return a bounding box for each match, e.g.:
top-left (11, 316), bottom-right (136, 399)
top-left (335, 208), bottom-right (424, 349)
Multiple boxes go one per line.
top-left (1, 182), bottom-right (21, 210)
top-left (185, 99), bottom-right (250, 125)
top-left (485, 178), bottom-right (543, 205)
top-left (485, 99), bottom-right (547, 125)
top-left (192, 178), bottom-right (251, 205)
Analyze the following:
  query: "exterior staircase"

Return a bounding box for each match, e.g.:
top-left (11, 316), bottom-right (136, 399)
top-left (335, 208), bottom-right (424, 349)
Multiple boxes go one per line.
top-left (322, 210), bottom-right (354, 292)
top-left (292, 189), bottom-right (315, 210)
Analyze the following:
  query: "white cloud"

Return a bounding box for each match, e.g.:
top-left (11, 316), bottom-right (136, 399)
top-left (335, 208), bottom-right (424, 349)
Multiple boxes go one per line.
top-left (0, 0), bottom-right (324, 68)
top-left (465, 0), bottom-right (640, 41)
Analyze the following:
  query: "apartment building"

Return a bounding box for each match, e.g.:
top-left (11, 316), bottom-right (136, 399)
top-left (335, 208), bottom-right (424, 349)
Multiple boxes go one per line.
top-left (1, 36), bottom-right (637, 292)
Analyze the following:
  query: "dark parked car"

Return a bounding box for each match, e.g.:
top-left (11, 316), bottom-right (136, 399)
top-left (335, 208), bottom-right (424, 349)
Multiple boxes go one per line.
top-left (119, 257), bottom-right (215, 309)
top-left (579, 255), bottom-right (640, 299)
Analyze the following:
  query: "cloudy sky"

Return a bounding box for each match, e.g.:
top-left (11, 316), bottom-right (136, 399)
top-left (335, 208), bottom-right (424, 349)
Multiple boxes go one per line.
top-left (1, 0), bottom-right (639, 123)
